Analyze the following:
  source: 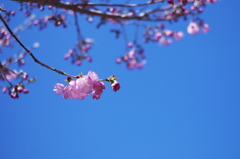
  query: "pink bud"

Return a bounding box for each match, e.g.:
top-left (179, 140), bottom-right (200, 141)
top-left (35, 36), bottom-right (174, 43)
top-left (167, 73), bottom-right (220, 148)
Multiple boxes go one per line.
top-left (2, 87), bottom-right (7, 93)
top-left (33, 20), bottom-right (39, 25)
top-left (10, 11), bottom-right (15, 15)
top-left (111, 81), bottom-right (120, 92)
top-left (10, 93), bottom-right (19, 98)
top-left (116, 58), bottom-right (121, 63)
top-left (17, 86), bottom-right (23, 92)
top-left (76, 60), bottom-right (81, 65)
top-left (167, 0), bottom-right (174, 5)
top-left (87, 57), bottom-right (92, 62)
top-left (202, 23), bottom-right (210, 33)
top-left (23, 89), bottom-right (29, 94)
top-left (127, 42), bottom-right (133, 47)
top-left (23, 73), bottom-right (28, 79)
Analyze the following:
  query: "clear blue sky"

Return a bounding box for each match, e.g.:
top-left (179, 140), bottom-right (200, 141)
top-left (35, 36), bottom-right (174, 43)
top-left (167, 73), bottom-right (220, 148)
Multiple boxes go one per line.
top-left (1, 0), bottom-right (240, 159)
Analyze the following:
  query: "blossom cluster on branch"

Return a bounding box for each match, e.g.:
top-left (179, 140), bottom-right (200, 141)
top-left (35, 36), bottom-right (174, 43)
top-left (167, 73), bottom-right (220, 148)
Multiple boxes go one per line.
top-left (0, 0), bottom-right (217, 99)
top-left (54, 71), bottom-right (120, 100)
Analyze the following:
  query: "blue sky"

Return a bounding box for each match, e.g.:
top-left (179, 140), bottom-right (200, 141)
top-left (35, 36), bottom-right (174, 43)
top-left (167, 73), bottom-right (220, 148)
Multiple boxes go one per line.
top-left (1, 0), bottom-right (240, 159)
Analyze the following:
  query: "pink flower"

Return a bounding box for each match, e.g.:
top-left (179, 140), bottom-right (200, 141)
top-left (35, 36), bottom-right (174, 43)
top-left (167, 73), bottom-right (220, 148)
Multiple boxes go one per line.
top-left (76, 76), bottom-right (93, 95)
top-left (62, 83), bottom-right (75, 99)
top-left (127, 59), bottom-right (137, 70)
top-left (92, 81), bottom-right (105, 92)
top-left (5, 71), bottom-right (17, 81)
top-left (87, 71), bottom-right (99, 81)
top-left (54, 71), bottom-right (117, 100)
top-left (155, 32), bottom-right (162, 41)
top-left (128, 50), bottom-right (135, 59)
top-left (165, 30), bottom-right (173, 36)
top-left (112, 81), bottom-right (120, 92)
top-left (92, 82), bottom-right (105, 99)
top-left (92, 91), bottom-right (102, 100)
top-left (174, 31), bottom-right (184, 40)
top-left (159, 37), bottom-right (172, 46)
top-left (187, 22), bottom-right (200, 35)
top-left (53, 83), bottom-right (65, 95)
top-left (202, 23), bottom-right (210, 33)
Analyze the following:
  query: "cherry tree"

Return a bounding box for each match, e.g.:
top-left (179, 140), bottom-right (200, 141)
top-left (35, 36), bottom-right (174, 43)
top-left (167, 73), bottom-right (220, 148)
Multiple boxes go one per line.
top-left (0, 0), bottom-right (216, 99)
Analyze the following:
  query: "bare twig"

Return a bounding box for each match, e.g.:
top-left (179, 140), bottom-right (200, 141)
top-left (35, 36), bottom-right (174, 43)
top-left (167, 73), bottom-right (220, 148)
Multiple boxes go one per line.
top-left (0, 14), bottom-right (78, 79)
top-left (74, 12), bottom-right (84, 42)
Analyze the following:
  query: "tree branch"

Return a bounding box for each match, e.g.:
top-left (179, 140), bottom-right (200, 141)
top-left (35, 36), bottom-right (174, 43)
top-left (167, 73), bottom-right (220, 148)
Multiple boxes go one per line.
top-left (76, 0), bottom-right (164, 7)
top-left (0, 14), bottom-right (78, 79)
top-left (11, 0), bottom-right (175, 22)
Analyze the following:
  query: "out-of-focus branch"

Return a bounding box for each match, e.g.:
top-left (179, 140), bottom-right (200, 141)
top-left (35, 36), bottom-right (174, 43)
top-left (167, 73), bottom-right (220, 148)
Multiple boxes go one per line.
top-left (0, 14), bottom-right (78, 79)
top-left (76, 0), bottom-right (164, 7)
top-left (11, 0), bottom-right (179, 21)
top-left (74, 13), bottom-right (84, 42)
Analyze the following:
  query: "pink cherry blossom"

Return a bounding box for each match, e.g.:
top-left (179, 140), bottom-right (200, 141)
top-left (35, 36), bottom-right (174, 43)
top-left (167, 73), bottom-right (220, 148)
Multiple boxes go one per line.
top-left (76, 76), bottom-right (93, 95)
top-left (155, 32), bottom-right (162, 41)
top-left (87, 71), bottom-right (99, 81)
top-left (174, 31), bottom-right (184, 40)
top-left (159, 37), bottom-right (172, 46)
top-left (53, 83), bottom-right (65, 95)
top-left (92, 91), bottom-right (102, 100)
top-left (202, 23), bottom-right (210, 33)
top-left (187, 22), bottom-right (200, 35)
top-left (54, 71), bottom-right (119, 100)
top-left (92, 81), bottom-right (105, 92)
top-left (5, 71), bottom-right (17, 81)
top-left (165, 30), bottom-right (173, 36)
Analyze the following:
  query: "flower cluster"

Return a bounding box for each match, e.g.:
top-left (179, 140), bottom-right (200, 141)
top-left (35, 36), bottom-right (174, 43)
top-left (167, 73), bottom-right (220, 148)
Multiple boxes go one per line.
top-left (64, 39), bottom-right (94, 66)
top-left (0, 39), bottom-right (38, 98)
top-left (143, 24), bottom-right (184, 46)
top-left (116, 42), bottom-right (146, 70)
top-left (1, 67), bottom-right (35, 99)
top-left (53, 71), bottom-right (120, 100)
top-left (187, 20), bottom-right (210, 35)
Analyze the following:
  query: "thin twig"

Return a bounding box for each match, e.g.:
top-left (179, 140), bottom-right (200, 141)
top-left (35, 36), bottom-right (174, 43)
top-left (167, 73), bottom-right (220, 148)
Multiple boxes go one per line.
top-left (0, 14), bottom-right (78, 79)
top-left (120, 24), bottom-right (129, 52)
top-left (74, 12), bottom-right (84, 42)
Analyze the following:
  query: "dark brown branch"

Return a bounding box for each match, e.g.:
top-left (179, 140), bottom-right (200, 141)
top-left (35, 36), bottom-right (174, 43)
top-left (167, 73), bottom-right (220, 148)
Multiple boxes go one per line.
top-left (0, 14), bottom-right (78, 79)
top-left (76, 0), bottom-right (164, 7)
top-left (11, 0), bottom-right (174, 22)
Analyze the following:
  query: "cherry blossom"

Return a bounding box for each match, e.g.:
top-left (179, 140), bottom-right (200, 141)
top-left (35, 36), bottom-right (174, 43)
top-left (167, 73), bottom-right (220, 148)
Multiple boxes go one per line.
top-left (202, 24), bottom-right (210, 33)
top-left (187, 22), bottom-right (200, 35)
top-left (53, 71), bottom-right (119, 100)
